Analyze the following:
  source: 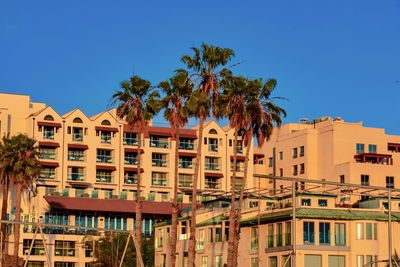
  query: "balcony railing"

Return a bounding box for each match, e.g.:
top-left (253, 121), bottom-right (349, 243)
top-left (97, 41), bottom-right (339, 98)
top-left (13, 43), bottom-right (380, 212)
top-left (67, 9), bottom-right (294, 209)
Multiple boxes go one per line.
top-left (236, 146), bottom-right (243, 153)
top-left (208, 144), bottom-right (218, 152)
top-left (179, 142), bottom-right (195, 150)
top-left (152, 159), bottom-right (167, 167)
top-left (124, 137), bottom-right (138, 146)
top-left (39, 151), bottom-right (56, 160)
top-left (205, 181), bottom-right (220, 189)
top-left (205, 162), bottom-right (220, 171)
top-left (67, 173), bottom-right (85, 181)
top-left (124, 177), bottom-right (137, 185)
top-left (96, 175), bottom-right (113, 183)
top-left (179, 181), bottom-right (192, 188)
top-left (97, 155), bottom-right (113, 163)
top-left (230, 164), bottom-right (243, 172)
top-left (150, 139), bottom-right (169, 148)
top-left (125, 156), bottom-right (138, 165)
top-left (43, 131), bottom-right (54, 140)
top-left (72, 133), bottom-right (83, 142)
top-left (39, 171), bottom-right (56, 180)
top-left (68, 153), bottom-right (84, 161)
top-left (101, 135), bottom-right (111, 144)
top-left (152, 178), bottom-right (167, 186)
top-left (179, 160), bottom-right (193, 169)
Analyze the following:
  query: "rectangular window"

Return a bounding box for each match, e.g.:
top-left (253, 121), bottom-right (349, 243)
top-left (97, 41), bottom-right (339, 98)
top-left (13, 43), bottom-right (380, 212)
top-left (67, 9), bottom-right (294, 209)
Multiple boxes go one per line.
top-left (318, 199), bottom-right (328, 207)
top-left (300, 163), bottom-right (305, 174)
top-left (300, 146), bottom-right (305, 157)
top-left (39, 147), bottom-right (56, 160)
top-left (208, 138), bottom-right (218, 152)
top-left (368, 144), bottom-right (377, 153)
top-left (282, 255), bottom-right (291, 267)
top-left (178, 174), bottom-right (192, 188)
top-left (96, 170), bottom-right (113, 183)
top-left (269, 256), bottom-right (278, 267)
top-left (251, 258), bottom-right (258, 267)
top-left (152, 153), bottom-right (167, 167)
top-left (268, 157), bottom-right (273, 167)
top-left (386, 176), bottom-right (394, 189)
top-left (340, 175), bottom-right (345, 184)
top-left (279, 168), bottom-right (283, 177)
top-left (356, 223), bottom-right (364, 240)
top-left (96, 149), bottom-right (112, 163)
top-left (215, 256), bottom-right (222, 267)
top-left (267, 224), bottom-right (274, 248)
top-left (285, 222), bottom-right (291, 246)
top-left (197, 229), bottom-right (205, 250)
top-left (279, 151), bottom-right (283, 160)
top-left (366, 223), bottom-right (372, 240)
top-left (319, 222), bottom-right (330, 245)
top-left (328, 256), bottom-right (345, 267)
top-left (151, 172), bottom-right (167, 186)
top-left (301, 199), bottom-right (311, 206)
top-left (357, 255), bottom-right (364, 267)
top-left (201, 256), bottom-right (208, 267)
top-left (100, 131), bottom-right (112, 144)
top-left (303, 221), bottom-right (315, 244)
top-left (361, 175), bottom-right (369, 186)
top-left (123, 132), bottom-right (137, 146)
top-left (356, 143), bottom-right (365, 154)
top-left (366, 255), bottom-right (373, 267)
top-left (23, 240), bottom-right (45, 256)
top-left (205, 157), bottom-right (220, 171)
top-left (293, 165), bottom-right (298, 176)
top-left (43, 126), bottom-right (55, 140)
top-left (374, 223), bottom-right (377, 240)
top-left (55, 241), bottom-right (76, 257)
top-left (250, 227), bottom-right (258, 251)
top-left (68, 148), bottom-right (84, 161)
top-left (293, 147), bottom-right (298, 158)
top-left (277, 223), bottom-right (283, 246)
top-left (305, 255), bottom-right (322, 267)
top-left (334, 223), bottom-right (346, 246)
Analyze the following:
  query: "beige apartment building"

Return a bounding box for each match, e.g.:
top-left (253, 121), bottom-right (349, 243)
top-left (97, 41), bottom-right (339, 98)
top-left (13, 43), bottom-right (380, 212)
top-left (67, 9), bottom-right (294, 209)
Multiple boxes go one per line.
top-left (0, 92), bottom-right (254, 266)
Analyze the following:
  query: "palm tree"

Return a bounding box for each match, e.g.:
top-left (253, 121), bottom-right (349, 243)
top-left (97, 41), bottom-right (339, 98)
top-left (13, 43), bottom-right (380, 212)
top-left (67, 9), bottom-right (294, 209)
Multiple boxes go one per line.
top-left (8, 134), bottom-right (42, 265)
top-left (233, 78), bottom-right (286, 266)
top-left (0, 135), bottom-right (14, 257)
top-left (112, 75), bottom-right (160, 266)
top-left (180, 43), bottom-right (235, 267)
top-left (158, 70), bottom-right (193, 267)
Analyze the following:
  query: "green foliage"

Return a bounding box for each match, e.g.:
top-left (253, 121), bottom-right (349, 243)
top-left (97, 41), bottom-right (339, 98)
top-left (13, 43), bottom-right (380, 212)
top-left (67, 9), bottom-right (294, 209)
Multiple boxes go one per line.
top-left (93, 233), bottom-right (155, 267)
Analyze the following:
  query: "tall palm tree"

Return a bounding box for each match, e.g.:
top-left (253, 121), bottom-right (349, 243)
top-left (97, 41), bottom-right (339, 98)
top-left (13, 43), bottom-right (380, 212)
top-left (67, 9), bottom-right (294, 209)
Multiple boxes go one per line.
top-left (233, 78), bottom-right (286, 266)
top-left (9, 134), bottom-right (42, 265)
top-left (180, 43), bottom-right (235, 267)
top-left (158, 70), bottom-right (193, 267)
top-left (0, 135), bottom-right (14, 257)
top-left (112, 75), bottom-right (160, 266)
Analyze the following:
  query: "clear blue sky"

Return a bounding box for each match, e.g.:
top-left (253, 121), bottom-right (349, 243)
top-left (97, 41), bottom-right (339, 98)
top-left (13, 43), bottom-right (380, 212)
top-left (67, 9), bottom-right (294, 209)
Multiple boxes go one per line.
top-left (1, 0), bottom-right (399, 133)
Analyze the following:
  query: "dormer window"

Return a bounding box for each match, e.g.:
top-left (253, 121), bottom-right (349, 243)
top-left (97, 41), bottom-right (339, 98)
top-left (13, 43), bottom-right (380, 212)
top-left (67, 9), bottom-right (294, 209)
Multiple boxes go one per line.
top-left (209, 129), bottom-right (217, 135)
top-left (44, 115), bottom-right (54, 121)
top-left (101, 120), bottom-right (111, 126)
top-left (73, 117), bottom-right (83, 123)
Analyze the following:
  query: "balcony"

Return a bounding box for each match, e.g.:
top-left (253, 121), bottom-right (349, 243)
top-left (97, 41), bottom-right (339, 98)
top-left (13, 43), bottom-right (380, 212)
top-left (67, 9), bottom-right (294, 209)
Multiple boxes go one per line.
top-left (96, 174), bottom-right (113, 183)
top-left (68, 152), bottom-right (84, 161)
top-left (124, 176), bottom-right (137, 185)
top-left (152, 159), bottom-right (167, 167)
top-left (39, 151), bottom-right (56, 160)
top-left (125, 156), bottom-right (138, 165)
top-left (230, 164), bottom-right (244, 172)
top-left (179, 160), bottom-right (193, 169)
top-left (43, 130), bottom-right (54, 140)
top-left (101, 135), bottom-right (111, 144)
top-left (236, 146), bottom-right (243, 153)
top-left (124, 137), bottom-right (138, 146)
top-left (97, 155), bottom-right (113, 164)
top-left (150, 139), bottom-right (169, 148)
top-left (39, 170), bottom-right (56, 180)
top-left (152, 178), bottom-right (167, 186)
top-left (205, 162), bottom-right (220, 171)
top-left (179, 141), bottom-right (195, 150)
top-left (67, 173), bottom-right (85, 182)
top-left (205, 180), bottom-right (221, 189)
top-left (354, 153), bottom-right (393, 165)
top-left (388, 143), bottom-right (400, 153)
top-left (72, 133), bottom-right (83, 142)
top-left (208, 144), bottom-right (218, 152)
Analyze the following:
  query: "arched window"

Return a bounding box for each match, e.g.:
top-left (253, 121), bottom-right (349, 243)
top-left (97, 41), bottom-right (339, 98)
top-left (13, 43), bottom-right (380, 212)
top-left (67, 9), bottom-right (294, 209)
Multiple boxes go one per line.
top-left (44, 115), bottom-right (54, 121)
top-left (209, 129), bottom-right (218, 135)
top-left (73, 117), bottom-right (83, 123)
top-left (101, 120), bottom-right (111, 126)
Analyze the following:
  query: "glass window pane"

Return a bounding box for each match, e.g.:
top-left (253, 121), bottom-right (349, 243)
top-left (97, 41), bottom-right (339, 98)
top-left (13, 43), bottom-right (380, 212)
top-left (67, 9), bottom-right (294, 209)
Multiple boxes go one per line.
top-left (305, 255), bottom-right (322, 267)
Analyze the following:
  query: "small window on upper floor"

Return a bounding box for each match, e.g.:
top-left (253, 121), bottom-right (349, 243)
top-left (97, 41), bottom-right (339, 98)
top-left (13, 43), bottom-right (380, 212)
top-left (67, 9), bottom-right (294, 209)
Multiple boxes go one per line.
top-left (73, 117), bottom-right (83, 123)
top-left (301, 199), bottom-right (311, 206)
top-left (279, 151), bottom-right (283, 160)
top-left (293, 148), bottom-right (298, 159)
top-left (209, 129), bottom-right (217, 135)
top-left (300, 146), bottom-right (305, 157)
top-left (101, 120), bottom-right (111, 126)
top-left (318, 199), bottom-right (328, 207)
top-left (44, 115), bottom-right (54, 121)
top-left (368, 144), bottom-right (377, 153)
top-left (356, 143), bottom-right (365, 154)
top-left (339, 175), bottom-right (345, 184)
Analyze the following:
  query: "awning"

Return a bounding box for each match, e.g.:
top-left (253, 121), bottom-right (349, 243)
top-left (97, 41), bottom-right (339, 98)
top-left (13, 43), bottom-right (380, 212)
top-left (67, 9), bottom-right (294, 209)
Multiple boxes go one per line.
top-left (68, 144), bottom-right (89, 150)
top-left (124, 167), bottom-right (144, 173)
top-left (178, 129), bottom-right (197, 139)
top-left (40, 161), bottom-right (59, 167)
top-left (204, 172), bottom-right (224, 178)
top-left (96, 165), bottom-right (117, 171)
top-left (230, 155), bottom-right (246, 161)
top-left (38, 141), bottom-right (60, 148)
top-left (95, 126), bottom-right (119, 132)
top-left (178, 152), bottom-right (197, 157)
top-left (44, 195), bottom-right (188, 215)
top-left (66, 180), bottom-right (91, 187)
top-left (38, 121), bottom-right (62, 128)
top-left (123, 124), bottom-right (139, 133)
top-left (124, 148), bottom-right (144, 153)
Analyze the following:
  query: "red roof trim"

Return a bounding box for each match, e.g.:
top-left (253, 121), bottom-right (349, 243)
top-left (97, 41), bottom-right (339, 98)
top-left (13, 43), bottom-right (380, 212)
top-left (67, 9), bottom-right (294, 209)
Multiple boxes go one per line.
top-left (178, 151), bottom-right (197, 157)
top-left (124, 167), bottom-right (144, 173)
top-left (37, 121), bottom-right (62, 128)
top-left (68, 144), bottom-right (89, 150)
top-left (96, 165), bottom-right (116, 171)
top-left (204, 172), bottom-right (224, 178)
top-left (95, 126), bottom-right (119, 132)
top-left (38, 141), bottom-right (60, 148)
top-left (40, 161), bottom-right (59, 167)
top-left (124, 148), bottom-right (144, 153)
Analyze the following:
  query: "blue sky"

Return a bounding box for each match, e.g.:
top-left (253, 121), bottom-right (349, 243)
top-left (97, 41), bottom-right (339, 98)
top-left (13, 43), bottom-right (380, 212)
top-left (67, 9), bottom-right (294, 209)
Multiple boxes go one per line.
top-left (1, 0), bottom-right (399, 133)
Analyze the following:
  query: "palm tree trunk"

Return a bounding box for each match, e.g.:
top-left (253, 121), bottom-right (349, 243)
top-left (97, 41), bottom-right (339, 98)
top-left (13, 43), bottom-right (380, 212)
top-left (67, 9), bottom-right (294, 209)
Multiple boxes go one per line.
top-left (135, 131), bottom-right (143, 267)
top-left (13, 183), bottom-right (22, 266)
top-left (227, 131), bottom-right (238, 267)
top-left (1, 180), bottom-right (9, 255)
top-left (233, 135), bottom-right (252, 266)
top-left (188, 116), bottom-right (204, 267)
top-left (170, 130), bottom-right (179, 267)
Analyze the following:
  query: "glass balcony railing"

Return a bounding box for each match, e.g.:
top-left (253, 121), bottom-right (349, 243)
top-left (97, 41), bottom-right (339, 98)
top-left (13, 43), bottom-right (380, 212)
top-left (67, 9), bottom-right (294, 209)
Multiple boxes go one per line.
top-left (150, 139), bottom-right (169, 148)
top-left (96, 155), bottom-right (113, 163)
top-left (96, 175), bottom-right (113, 183)
top-left (179, 142), bottom-right (195, 150)
top-left (205, 162), bottom-right (220, 171)
top-left (72, 133), bottom-right (83, 142)
top-left (123, 137), bottom-right (138, 146)
top-left (67, 173), bottom-right (85, 181)
top-left (179, 161), bottom-right (193, 169)
top-left (125, 156), bottom-right (138, 165)
top-left (43, 131), bottom-right (54, 140)
top-left (179, 181), bottom-right (192, 188)
top-left (152, 178), bottom-right (167, 186)
top-left (39, 171), bottom-right (56, 180)
top-left (124, 177), bottom-right (137, 185)
top-left (208, 144), bottom-right (218, 152)
top-left (152, 159), bottom-right (167, 167)
top-left (68, 153), bottom-right (84, 161)
top-left (39, 151), bottom-right (56, 160)
top-left (101, 135), bottom-right (111, 144)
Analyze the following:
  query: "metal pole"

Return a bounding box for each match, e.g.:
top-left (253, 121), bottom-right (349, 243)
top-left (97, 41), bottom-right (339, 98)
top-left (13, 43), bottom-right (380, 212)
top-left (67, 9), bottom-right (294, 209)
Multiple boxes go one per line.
top-left (292, 181), bottom-right (296, 267)
top-left (23, 227), bottom-right (38, 267)
top-left (38, 224), bottom-right (52, 267)
top-left (389, 189), bottom-right (393, 267)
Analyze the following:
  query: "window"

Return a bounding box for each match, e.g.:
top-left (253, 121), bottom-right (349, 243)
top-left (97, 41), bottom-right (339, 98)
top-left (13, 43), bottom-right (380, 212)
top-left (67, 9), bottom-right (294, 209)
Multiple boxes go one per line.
top-left (279, 151), bottom-right (283, 160)
top-left (305, 255), bottom-right (321, 267)
top-left (301, 199), bottom-right (311, 206)
top-left (293, 147), bottom-right (298, 158)
top-left (201, 256), bottom-right (208, 267)
top-left (282, 255), bottom-right (291, 267)
top-left (205, 157), bottom-right (220, 170)
top-left (328, 256), bottom-right (345, 267)
top-left (303, 222), bottom-right (315, 244)
top-left (334, 223), bottom-right (346, 246)
top-left (101, 119), bottom-right (111, 126)
top-left (215, 256), bottom-right (222, 267)
top-left (100, 131), bottom-right (112, 144)
top-left (374, 223), bottom-right (377, 240)
top-left (197, 229), bottom-right (205, 250)
top-left (269, 256), bottom-right (278, 267)
top-left (361, 175), bottom-right (369, 186)
top-left (293, 165), bottom-right (298, 176)
top-left (208, 138), bottom-right (218, 152)
top-left (285, 222), bottom-right (291, 246)
top-left (356, 143), bottom-right (365, 154)
top-left (125, 152), bottom-right (138, 165)
top-left (44, 115), bottom-right (54, 121)
top-left (340, 175), bottom-right (345, 184)
top-left (67, 167), bottom-right (84, 181)
top-left (251, 258), bottom-right (258, 267)
top-left (72, 127), bottom-right (83, 141)
top-left (152, 153), bottom-right (167, 167)
top-left (179, 156), bottom-right (193, 169)
top-left (267, 224), bottom-right (274, 248)
top-left (319, 222), bottom-right (330, 245)
top-left (368, 144), bottom-right (377, 153)
top-left (39, 147), bottom-right (56, 160)
top-left (152, 172), bottom-right (167, 186)
top-left (68, 148), bottom-right (84, 161)
top-left (54, 263), bottom-right (75, 267)
top-left (300, 163), bottom-right (305, 174)
top-left (386, 176), bottom-right (394, 188)
top-left (365, 223), bottom-right (373, 240)
top-left (277, 223), bottom-right (283, 246)
top-left (268, 157), bottom-right (273, 167)
top-left (73, 117), bottom-right (83, 123)
top-left (39, 167), bottom-right (56, 180)
top-left (124, 171), bottom-right (137, 185)
top-left (356, 223), bottom-right (364, 240)
top-left (250, 227), bottom-right (258, 251)
top-left (150, 136), bottom-right (169, 148)
top-left (279, 168), bottom-right (283, 177)
top-left (178, 174), bottom-right (192, 188)
top-left (55, 241), bottom-right (76, 256)
top-left (300, 146), bottom-right (305, 157)
top-left (179, 138), bottom-right (195, 150)
top-left (357, 255), bottom-right (364, 267)
top-left (156, 228), bottom-right (164, 248)
top-left (23, 239), bottom-right (45, 255)
top-left (123, 132), bottom-right (138, 146)
top-left (318, 199), bottom-right (328, 207)
top-left (96, 170), bottom-right (113, 183)
top-left (26, 262), bottom-right (45, 267)
top-left (43, 126), bottom-right (55, 140)
top-left (209, 129), bottom-right (217, 134)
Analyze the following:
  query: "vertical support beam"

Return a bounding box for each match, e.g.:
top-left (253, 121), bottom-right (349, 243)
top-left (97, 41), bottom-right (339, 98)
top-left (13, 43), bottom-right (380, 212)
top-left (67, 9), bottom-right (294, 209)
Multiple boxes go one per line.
top-left (38, 224), bottom-right (51, 267)
top-left (292, 181), bottom-right (296, 267)
top-left (389, 189), bottom-right (393, 267)
top-left (23, 227), bottom-right (38, 267)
